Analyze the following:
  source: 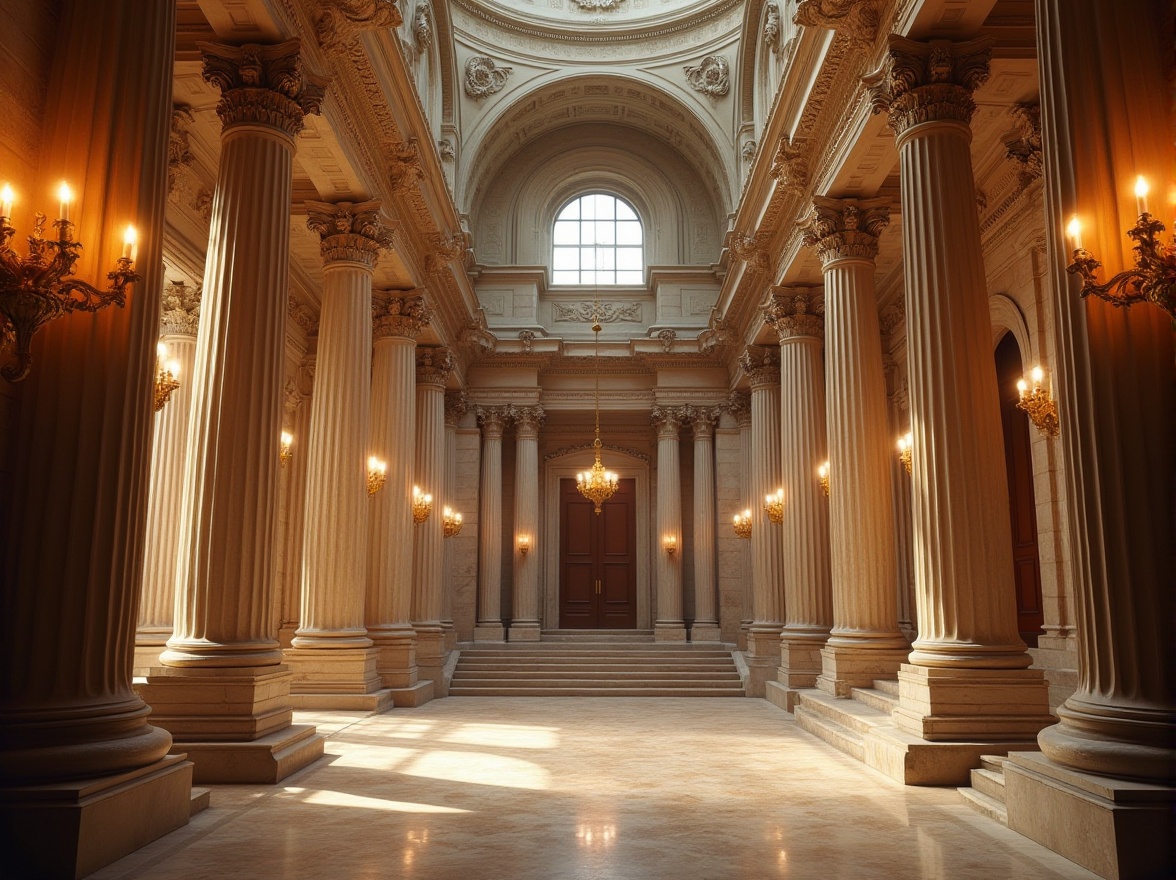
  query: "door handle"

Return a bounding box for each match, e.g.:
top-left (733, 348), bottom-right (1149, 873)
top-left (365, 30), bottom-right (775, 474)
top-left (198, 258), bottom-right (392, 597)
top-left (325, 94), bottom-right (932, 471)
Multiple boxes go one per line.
top-left (595, 579), bottom-right (601, 595)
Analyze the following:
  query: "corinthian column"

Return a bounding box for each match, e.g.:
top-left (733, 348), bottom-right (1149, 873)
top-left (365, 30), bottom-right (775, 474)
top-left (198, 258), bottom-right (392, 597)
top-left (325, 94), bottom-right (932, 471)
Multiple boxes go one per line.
top-left (0, 4), bottom-right (190, 871)
top-left (412, 348), bottom-right (453, 690)
top-left (510, 405), bottom-right (545, 641)
top-left (763, 290), bottom-right (833, 708)
top-left (742, 348), bottom-right (785, 695)
top-left (729, 392), bottom-right (753, 650)
top-left (865, 37), bottom-right (1050, 746)
top-left (365, 292), bottom-right (433, 706)
top-left (651, 406), bottom-right (687, 642)
top-left (285, 200), bottom-right (394, 710)
top-left (689, 406), bottom-right (721, 642)
top-left (140, 40), bottom-right (327, 782)
top-left (442, 392), bottom-right (468, 650)
top-left (474, 406), bottom-right (507, 642)
top-left (1000, 4), bottom-right (1175, 875)
top-left (802, 198), bottom-right (909, 696)
top-left (136, 282), bottom-right (201, 673)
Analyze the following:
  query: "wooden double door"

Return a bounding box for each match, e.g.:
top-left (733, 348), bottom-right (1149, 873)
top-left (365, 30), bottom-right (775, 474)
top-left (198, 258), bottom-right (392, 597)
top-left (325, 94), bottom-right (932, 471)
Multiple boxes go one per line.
top-left (558, 477), bottom-right (637, 629)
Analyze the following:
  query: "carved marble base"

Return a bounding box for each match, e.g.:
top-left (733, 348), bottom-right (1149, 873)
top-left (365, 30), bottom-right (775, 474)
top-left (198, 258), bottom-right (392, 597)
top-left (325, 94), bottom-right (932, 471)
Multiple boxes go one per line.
top-left (170, 724), bottom-right (324, 784)
top-left (137, 665), bottom-right (295, 740)
top-left (817, 646), bottom-right (908, 697)
top-left (892, 663), bottom-right (1053, 741)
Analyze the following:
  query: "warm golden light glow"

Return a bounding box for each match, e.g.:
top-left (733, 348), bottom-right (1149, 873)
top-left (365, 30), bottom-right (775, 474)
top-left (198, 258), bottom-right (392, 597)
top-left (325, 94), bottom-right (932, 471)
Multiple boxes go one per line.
top-left (0, 183), bottom-right (14, 218)
top-left (518, 534), bottom-right (531, 556)
top-left (663, 534), bottom-right (677, 555)
top-left (763, 487), bottom-right (784, 523)
top-left (1135, 175), bottom-right (1150, 215)
top-left (122, 225), bottom-right (138, 260)
top-left (1065, 215), bottom-right (1082, 250)
top-left (56, 181), bottom-right (73, 220)
top-left (1016, 365), bottom-right (1059, 437)
top-left (367, 457), bottom-right (388, 497)
top-left (412, 484), bottom-right (433, 522)
top-left (897, 432), bottom-right (913, 475)
top-left (443, 505), bottom-right (464, 538)
top-left (732, 509), bottom-right (752, 539)
top-left (279, 431), bottom-right (294, 467)
top-left (153, 342), bottom-right (181, 412)
top-left (817, 461), bottom-right (830, 497)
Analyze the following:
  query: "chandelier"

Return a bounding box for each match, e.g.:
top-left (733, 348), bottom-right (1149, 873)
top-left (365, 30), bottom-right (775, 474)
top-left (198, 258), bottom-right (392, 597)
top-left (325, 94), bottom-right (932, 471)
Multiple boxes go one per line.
top-left (576, 306), bottom-right (618, 514)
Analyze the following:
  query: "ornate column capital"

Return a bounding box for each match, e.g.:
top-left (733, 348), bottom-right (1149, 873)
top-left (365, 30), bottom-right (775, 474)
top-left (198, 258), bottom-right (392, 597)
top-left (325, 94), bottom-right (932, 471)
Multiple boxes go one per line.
top-left (740, 347), bottom-right (781, 389)
top-left (372, 291), bottom-right (431, 340)
top-left (794, 0), bottom-right (879, 47)
top-left (316, 0), bottom-right (402, 51)
top-left (444, 391), bottom-right (469, 427)
top-left (863, 36), bottom-right (993, 138)
top-left (476, 405), bottom-right (508, 438)
top-left (801, 196), bottom-right (890, 266)
top-left (160, 281), bottom-right (201, 336)
top-left (416, 347), bottom-right (454, 387)
top-left (687, 405), bottom-right (720, 439)
top-left (726, 391), bottom-right (752, 427)
top-left (765, 287), bottom-right (824, 340)
top-left (306, 199), bottom-right (396, 269)
top-left (198, 39), bottom-right (328, 137)
top-left (509, 404), bottom-right (546, 439)
top-left (650, 404), bottom-right (685, 438)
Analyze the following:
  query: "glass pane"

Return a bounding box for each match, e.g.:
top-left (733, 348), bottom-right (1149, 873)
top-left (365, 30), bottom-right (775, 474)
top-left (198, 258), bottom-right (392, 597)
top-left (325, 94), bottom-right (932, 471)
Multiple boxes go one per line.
top-left (581, 221), bottom-right (596, 245)
top-left (596, 248), bottom-right (615, 271)
top-left (580, 196), bottom-right (595, 220)
top-left (553, 247), bottom-right (578, 270)
top-left (594, 221), bottom-right (615, 245)
top-left (580, 248), bottom-right (598, 271)
top-left (615, 200), bottom-right (637, 221)
top-left (594, 193), bottom-right (615, 220)
top-left (617, 248), bottom-right (642, 271)
top-left (557, 200), bottom-right (579, 221)
top-left (617, 221), bottom-right (642, 245)
top-left (581, 270), bottom-right (597, 285)
top-left (553, 221), bottom-right (579, 245)
top-left (553, 270), bottom-right (579, 285)
top-left (617, 270), bottom-right (643, 285)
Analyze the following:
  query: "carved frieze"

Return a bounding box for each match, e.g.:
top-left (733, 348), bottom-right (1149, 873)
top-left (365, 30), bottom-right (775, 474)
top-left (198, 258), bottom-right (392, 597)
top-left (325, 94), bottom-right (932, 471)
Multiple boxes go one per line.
top-left (160, 281), bottom-right (202, 337)
top-left (739, 346), bottom-right (781, 388)
top-left (554, 302), bottom-right (642, 323)
top-left (288, 299), bottom-right (318, 337)
top-left (199, 39), bottom-right (328, 137)
top-left (863, 36), bottom-right (993, 137)
top-left (730, 231), bottom-right (771, 272)
top-left (372, 291), bottom-right (432, 339)
top-left (388, 138), bottom-right (425, 194)
top-left (657, 328), bottom-right (677, 352)
top-left (684, 56), bottom-right (730, 98)
top-left (770, 135), bottom-right (809, 194)
top-left (316, 0), bottom-right (402, 51)
top-left (764, 287), bottom-right (824, 340)
top-left (573, 0), bottom-right (625, 9)
top-left (464, 56), bottom-right (512, 99)
top-left (416, 347), bottom-right (455, 386)
top-left (305, 199), bottom-right (396, 268)
top-left (545, 443), bottom-right (650, 464)
top-left (793, 0), bottom-right (879, 47)
top-left (800, 196), bottom-right (890, 265)
top-left (1004, 102), bottom-right (1043, 189)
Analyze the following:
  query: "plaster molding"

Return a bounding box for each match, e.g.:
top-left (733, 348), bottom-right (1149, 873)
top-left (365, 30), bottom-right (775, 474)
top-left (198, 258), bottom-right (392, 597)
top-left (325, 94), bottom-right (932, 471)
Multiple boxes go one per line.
top-left (684, 55), bottom-right (731, 97)
top-left (316, 0), bottom-right (402, 50)
top-left (160, 281), bottom-right (202, 337)
top-left (464, 56), bottom-right (513, 99)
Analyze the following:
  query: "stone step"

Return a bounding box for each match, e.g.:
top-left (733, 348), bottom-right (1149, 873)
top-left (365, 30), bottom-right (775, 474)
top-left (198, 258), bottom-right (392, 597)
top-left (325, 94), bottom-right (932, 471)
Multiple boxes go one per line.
top-left (872, 678), bottom-right (900, 697)
top-left (538, 630), bottom-right (656, 642)
top-left (448, 686), bottom-right (744, 697)
top-left (795, 690), bottom-right (894, 736)
top-left (849, 686), bottom-right (899, 714)
top-left (969, 767), bottom-right (1006, 801)
top-left (450, 676), bottom-right (741, 689)
top-left (453, 669), bottom-right (742, 681)
top-left (979, 754), bottom-right (1007, 773)
top-left (794, 705), bottom-right (867, 762)
top-left (456, 660), bottom-right (736, 671)
top-left (957, 785), bottom-right (1008, 826)
top-left (458, 647), bottom-right (733, 657)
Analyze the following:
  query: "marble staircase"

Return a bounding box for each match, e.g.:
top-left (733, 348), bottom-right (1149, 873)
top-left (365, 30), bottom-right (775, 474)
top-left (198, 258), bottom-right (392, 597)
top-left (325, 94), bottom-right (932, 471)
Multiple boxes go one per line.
top-left (957, 755), bottom-right (1009, 825)
top-left (449, 638), bottom-right (745, 697)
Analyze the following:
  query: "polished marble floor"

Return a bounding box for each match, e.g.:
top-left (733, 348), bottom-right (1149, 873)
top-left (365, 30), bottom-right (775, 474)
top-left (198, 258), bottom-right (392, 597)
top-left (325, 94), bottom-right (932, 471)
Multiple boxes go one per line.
top-left (93, 698), bottom-right (1096, 880)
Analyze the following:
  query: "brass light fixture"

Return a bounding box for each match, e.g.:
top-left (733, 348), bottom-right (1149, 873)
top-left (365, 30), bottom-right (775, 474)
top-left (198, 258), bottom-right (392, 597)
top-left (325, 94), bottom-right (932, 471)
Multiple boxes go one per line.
top-left (732, 509), bottom-right (752, 539)
top-left (518, 534), bottom-right (531, 556)
top-left (1065, 178), bottom-right (1176, 321)
top-left (0, 181), bottom-right (140, 382)
top-left (412, 484), bottom-right (433, 523)
top-left (663, 534), bottom-right (678, 555)
top-left (897, 432), bottom-right (913, 474)
top-left (367, 456), bottom-right (387, 497)
top-left (1016, 366), bottom-right (1060, 438)
top-left (764, 488), bottom-right (784, 524)
top-left (153, 341), bottom-right (181, 412)
top-left (575, 302), bottom-right (619, 514)
top-left (817, 461), bottom-right (830, 497)
top-left (279, 431), bottom-right (294, 468)
top-left (442, 506), bottom-right (463, 538)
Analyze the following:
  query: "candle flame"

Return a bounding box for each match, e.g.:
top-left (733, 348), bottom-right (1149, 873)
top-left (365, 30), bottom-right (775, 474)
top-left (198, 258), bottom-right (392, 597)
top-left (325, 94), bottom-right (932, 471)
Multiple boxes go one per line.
top-left (57, 181), bottom-right (73, 204)
top-left (1, 183), bottom-right (14, 204)
top-left (157, 341), bottom-right (169, 358)
top-left (1065, 215), bottom-right (1081, 241)
top-left (124, 224), bottom-right (138, 246)
top-left (1030, 365), bottom-right (1044, 384)
top-left (280, 431), bottom-right (293, 445)
top-left (1134, 176), bottom-right (1149, 199)
top-left (165, 359), bottom-right (180, 377)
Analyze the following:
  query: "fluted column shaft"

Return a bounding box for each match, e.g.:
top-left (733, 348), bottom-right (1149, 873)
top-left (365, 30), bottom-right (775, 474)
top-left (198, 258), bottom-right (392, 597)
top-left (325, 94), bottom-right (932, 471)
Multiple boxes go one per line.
top-left (690, 409), bottom-right (721, 641)
top-left (138, 324), bottom-right (198, 660)
top-left (511, 407), bottom-right (544, 639)
top-left (0, 0), bottom-right (176, 789)
top-left (277, 368), bottom-right (313, 643)
top-left (744, 351), bottom-right (785, 647)
top-left (765, 291), bottom-right (832, 691)
top-left (412, 356), bottom-right (449, 629)
top-left (866, 36), bottom-right (1050, 739)
top-left (474, 407), bottom-right (506, 641)
top-left (366, 295), bottom-right (430, 687)
top-left (733, 397), bottom-right (753, 648)
top-left (441, 393), bottom-right (466, 650)
top-left (652, 407), bottom-right (686, 640)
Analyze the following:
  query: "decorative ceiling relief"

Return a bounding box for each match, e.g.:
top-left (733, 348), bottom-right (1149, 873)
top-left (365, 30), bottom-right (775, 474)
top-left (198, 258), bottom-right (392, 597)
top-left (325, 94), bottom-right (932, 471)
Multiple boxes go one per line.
top-left (464, 56), bottom-right (512, 99)
top-left (574, 0), bottom-right (626, 9)
top-left (684, 55), bottom-right (730, 98)
top-left (554, 302), bottom-right (643, 323)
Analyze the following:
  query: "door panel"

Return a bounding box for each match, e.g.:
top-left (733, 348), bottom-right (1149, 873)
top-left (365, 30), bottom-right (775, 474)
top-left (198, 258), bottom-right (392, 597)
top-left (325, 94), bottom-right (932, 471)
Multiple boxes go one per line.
top-left (559, 477), bottom-right (637, 629)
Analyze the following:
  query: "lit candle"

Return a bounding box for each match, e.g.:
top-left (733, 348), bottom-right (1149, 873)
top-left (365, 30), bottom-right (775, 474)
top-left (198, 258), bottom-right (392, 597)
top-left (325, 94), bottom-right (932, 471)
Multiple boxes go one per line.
top-left (1134, 176), bottom-right (1150, 216)
top-left (1016, 378), bottom-right (1028, 400)
top-left (165, 359), bottom-right (181, 378)
top-left (122, 225), bottom-right (138, 260)
top-left (57, 181), bottom-right (73, 223)
top-left (157, 341), bottom-right (169, 360)
top-left (1066, 215), bottom-right (1082, 251)
top-left (0, 183), bottom-right (13, 220)
top-left (1030, 365), bottom-right (1044, 388)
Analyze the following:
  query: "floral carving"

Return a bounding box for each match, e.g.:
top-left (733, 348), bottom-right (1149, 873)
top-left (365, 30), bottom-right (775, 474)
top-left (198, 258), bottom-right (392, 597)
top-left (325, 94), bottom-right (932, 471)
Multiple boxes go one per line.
top-left (160, 281), bottom-right (202, 337)
top-left (416, 346), bottom-right (455, 386)
top-left (508, 404), bottom-right (546, 436)
top-left (764, 287), bottom-right (824, 340)
top-left (730, 231), bottom-right (771, 272)
top-left (518, 329), bottom-right (536, 353)
top-left (726, 391), bottom-right (752, 426)
top-left (464, 56), bottom-right (512, 99)
top-left (372, 291), bottom-right (431, 339)
top-left (288, 298), bottom-right (318, 336)
top-left (388, 138), bottom-right (424, 193)
top-left (199, 39), bottom-right (328, 137)
top-left (770, 135), bottom-right (809, 193)
top-left (167, 106), bottom-right (214, 222)
top-left (305, 199), bottom-right (396, 268)
top-left (793, 0), bottom-right (879, 47)
top-left (657, 328), bottom-right (677, 352)
top-left (739, 346), bottom-right (781, 388)
top-left (1004, 102), bottom-right (1043, 189)
top-left (316, 0), bottom-right (402, 51)
top-left (554, 301), bottom-right (642, 323)
top-left (426, 232), bottom-right (465, 275)
top-left (574, 0), bottom-right (625, 9)
top-left (684, 56), bottom-right (730, 98)
top-left (800, 196), bottom-right (890, 265)
top-left (445, 391), bottom-right (469, 427)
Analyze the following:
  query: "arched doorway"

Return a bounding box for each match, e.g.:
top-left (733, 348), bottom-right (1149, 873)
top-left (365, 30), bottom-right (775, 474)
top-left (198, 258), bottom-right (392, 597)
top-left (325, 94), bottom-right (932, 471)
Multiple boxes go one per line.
top-left (995, 332), bottom-right (1045, 646)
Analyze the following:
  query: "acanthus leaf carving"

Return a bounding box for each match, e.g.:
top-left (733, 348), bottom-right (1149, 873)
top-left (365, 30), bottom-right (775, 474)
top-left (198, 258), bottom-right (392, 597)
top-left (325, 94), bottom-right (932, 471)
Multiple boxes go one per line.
top-left (372, 291), bottom-right (432, 339)
top-left (800, 196), bottom-right (890, 265)
top-left (316, 0), bottom-right (402, 52)
top-left (738, 346), bottom-right (781, 388)
top-left (426, 231), bottom-right (466, 275)
top-left (764, 287), bottom-right (824, 340)
top-left (464, 56), bottom-right (512, 99)
top-left (160, 281), bottom-right (202, 337)
top-left (305, 199), bottom-right (397, 268)
top-left (388, 138), bottom-right (425, 194)
top-left (770, 135), bottom-right (809, 193)
top-left (1004, 101), bottom-right (1043, 190)
top-left (684, 55), bottom-right (730, 98)
top-left (553, 301), bottom-right (642, 324)
top-left (793, 0), bottom-right (879, 47)
top-left (730, 231), bottom-right (772, 272)
top-left (416, 346), bottom-right (455, 386)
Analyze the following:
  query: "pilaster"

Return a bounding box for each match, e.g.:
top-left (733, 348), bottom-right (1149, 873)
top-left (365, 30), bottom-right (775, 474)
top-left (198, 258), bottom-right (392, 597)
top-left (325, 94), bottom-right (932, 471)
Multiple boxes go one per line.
top-left (651, 405), bottom-right (687, 642)
top-left (729, 393), bottom-right (753, 651)
top-left (442, 392), bottom-right (468, 651)
top-left (689, 406), bottom-right (721, 643)
top-left (510, 405), bottom-right (545, 641)
top-left (474, 406), bottom-right (507, 642)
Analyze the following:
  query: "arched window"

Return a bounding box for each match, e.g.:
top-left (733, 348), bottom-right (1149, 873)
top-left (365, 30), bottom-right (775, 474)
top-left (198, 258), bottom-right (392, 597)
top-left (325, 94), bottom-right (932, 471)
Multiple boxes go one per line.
top-left (552, 193), bottom-right (644, 285)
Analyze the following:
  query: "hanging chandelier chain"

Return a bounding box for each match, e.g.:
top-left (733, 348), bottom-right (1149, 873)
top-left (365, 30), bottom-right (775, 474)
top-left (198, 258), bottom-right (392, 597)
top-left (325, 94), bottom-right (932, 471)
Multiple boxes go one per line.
top-left (576, 295), bottom-right (618, 514)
